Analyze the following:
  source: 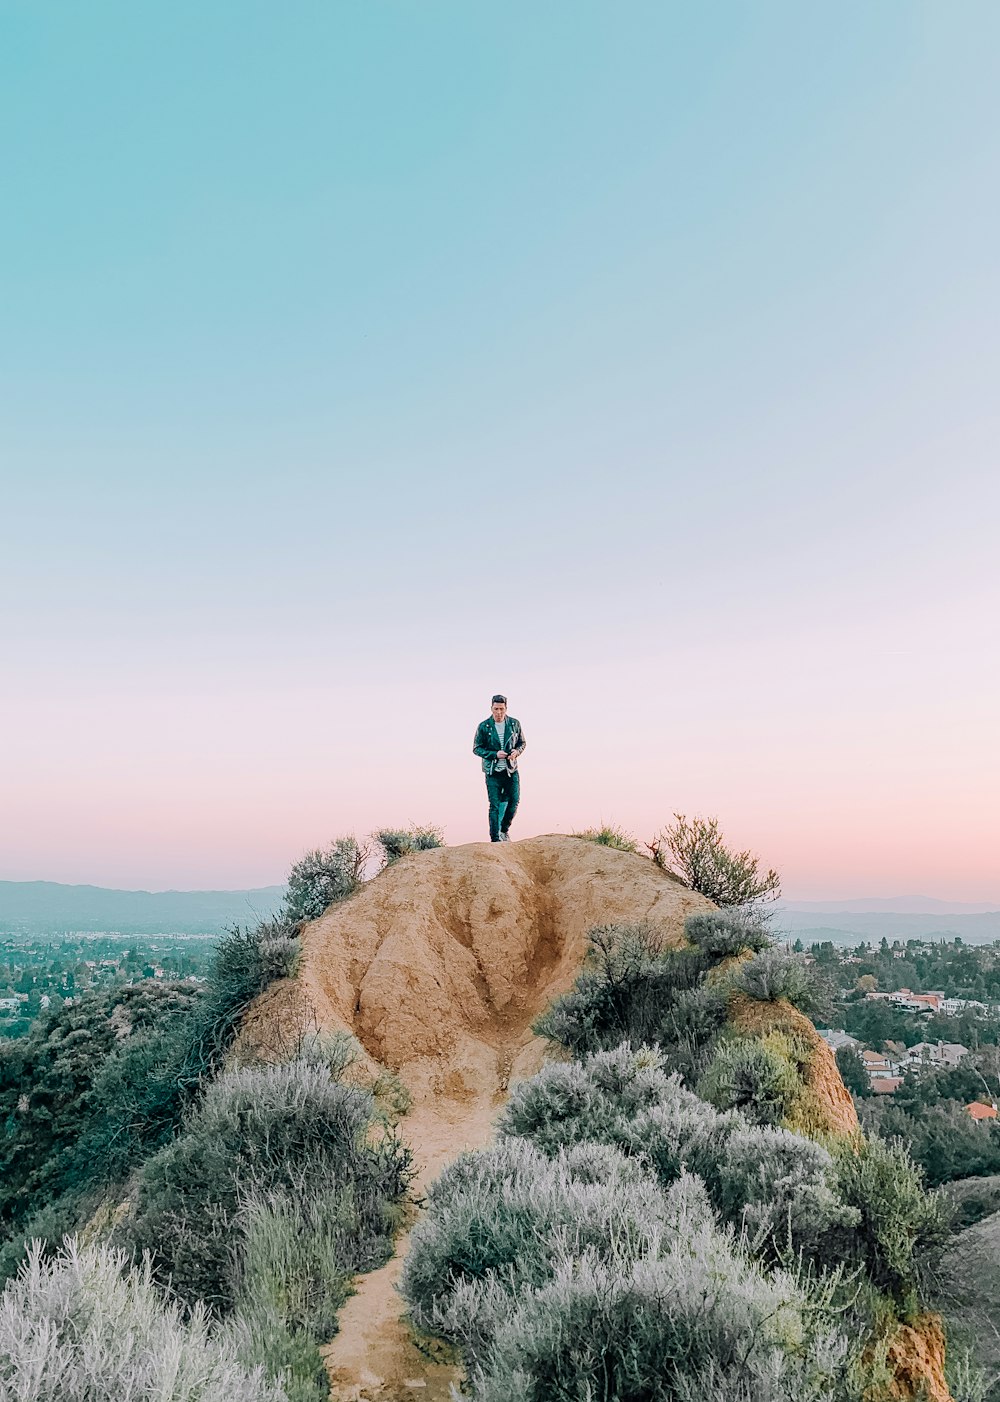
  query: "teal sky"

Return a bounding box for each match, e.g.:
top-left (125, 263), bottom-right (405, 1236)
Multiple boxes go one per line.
top-left (2, 5), bottom-right (998, 896)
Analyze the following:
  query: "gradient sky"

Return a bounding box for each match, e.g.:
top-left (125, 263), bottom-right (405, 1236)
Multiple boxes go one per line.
top-left (2, 4), bottom-right (998, 899)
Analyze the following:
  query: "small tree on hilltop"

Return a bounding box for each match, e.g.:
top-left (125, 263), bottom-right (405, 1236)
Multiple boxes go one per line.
top-left (284, 837), bottom-right (369, 925)
top-left (650, 814), bottom-right (781, 909)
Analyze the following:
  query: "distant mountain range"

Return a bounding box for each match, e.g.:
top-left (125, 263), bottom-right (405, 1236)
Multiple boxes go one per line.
top-left (0, 880), bottom-right (286, 936)
top-left (773, 895), bottom-right (1000, 945)
top-left (775, 911), bottom-right (1000, 946)
top-left (780, 896), bottom-right (999, 915)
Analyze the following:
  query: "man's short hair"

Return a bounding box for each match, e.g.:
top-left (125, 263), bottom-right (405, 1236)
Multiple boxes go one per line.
top-left (491, 694), bottom-right (507, 705)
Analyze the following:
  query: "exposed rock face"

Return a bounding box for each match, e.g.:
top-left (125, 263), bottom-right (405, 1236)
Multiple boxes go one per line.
top-left (880, 1314), bottom-right (952, 1402)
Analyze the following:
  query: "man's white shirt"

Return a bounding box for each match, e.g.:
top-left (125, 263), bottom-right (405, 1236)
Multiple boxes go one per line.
top-left (494, 719), bottom-right (508, 772)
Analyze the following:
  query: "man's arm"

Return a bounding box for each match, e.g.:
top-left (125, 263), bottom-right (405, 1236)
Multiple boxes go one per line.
top-left (473, 722), bottom-right (498, 761)
top-left (510, 723), bottom-right (526, 759)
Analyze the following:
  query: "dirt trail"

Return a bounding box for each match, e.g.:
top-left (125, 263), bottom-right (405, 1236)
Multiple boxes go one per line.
top-left (283, 834), bottom-right (712, 1401)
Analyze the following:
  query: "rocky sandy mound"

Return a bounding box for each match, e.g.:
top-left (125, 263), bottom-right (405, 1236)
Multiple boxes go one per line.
top-left (238, 835), bottom-right (912, 1399)
top-left (299, 834), bottom-right (713, 1119)
top-left (252, 835), bottom-right (710, 1399)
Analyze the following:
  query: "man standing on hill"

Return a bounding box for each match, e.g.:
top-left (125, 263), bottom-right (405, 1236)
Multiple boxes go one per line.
top-left (473, 694), bottom-right (527, 843)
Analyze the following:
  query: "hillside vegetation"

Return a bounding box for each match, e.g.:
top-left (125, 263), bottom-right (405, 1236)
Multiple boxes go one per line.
top-left (936, 1208), bottom-right (1000, 1402)
top-left (0, 825), bottom-right (971, 1401)
top-left (0, 866), bottom-right (411, 1400)
top-left (401, 914), bottom-right (949, 1400)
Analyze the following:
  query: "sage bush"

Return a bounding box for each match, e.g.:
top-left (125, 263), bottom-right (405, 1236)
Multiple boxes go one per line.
top-left (283, 836), bottom-right (366, 924)
top-left (684, 910), bottom-right (772, 959)
top-left (374, 824), bottom-right (444, 866)
top-left (733, 947), bottom-right (814, 1007)
top-left (402, 1155), bottom-right (855, 1402)
top-left (499, 1045), bottom-right (854, 1260)
top-left (698, 1036), bottom-right (801, 1126)
top-left (534, 924), bottom-right (727, 1081)
top-left (127, 1057), bottom-right (412, 1313)
top-left (0, 1238), bottom-right (286, 1402)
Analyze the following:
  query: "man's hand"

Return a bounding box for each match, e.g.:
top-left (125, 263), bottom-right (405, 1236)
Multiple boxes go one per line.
top-left (497, 751), bottom-right (508, 760)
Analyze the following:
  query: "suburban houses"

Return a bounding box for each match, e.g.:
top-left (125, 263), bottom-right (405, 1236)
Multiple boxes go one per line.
top-left (828, 1033), bottom-right (973, 1094)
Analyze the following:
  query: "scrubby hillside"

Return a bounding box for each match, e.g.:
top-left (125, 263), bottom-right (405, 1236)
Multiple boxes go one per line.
top-left (0, 832), bottom-right (951, 1402)
top-left (937, 1209), bottom-right (1000, 1400)
top-left (238, 835), bottom-right (952, 1401)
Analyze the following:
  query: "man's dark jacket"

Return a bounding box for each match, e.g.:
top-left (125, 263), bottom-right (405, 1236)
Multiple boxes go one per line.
top-left (473, 716), bottom-right (526, 775)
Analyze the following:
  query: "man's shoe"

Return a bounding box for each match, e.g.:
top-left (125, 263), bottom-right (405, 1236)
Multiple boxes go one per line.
top-left (500, 831), bottom-right (510, 842)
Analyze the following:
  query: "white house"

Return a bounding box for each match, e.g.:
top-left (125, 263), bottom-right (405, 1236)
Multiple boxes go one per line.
top-left (819, 1030), bottom-right (861, 1053)
top-left (941, 998), bottom-right (988, 1016)
top-left (862, 1049), bottom-right (900, 1081)
top-left (905, 1041), bottom-right (969, 1071)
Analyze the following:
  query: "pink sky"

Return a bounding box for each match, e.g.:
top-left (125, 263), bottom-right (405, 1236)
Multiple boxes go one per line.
top-left (4, 590), bottom-right (997, 900)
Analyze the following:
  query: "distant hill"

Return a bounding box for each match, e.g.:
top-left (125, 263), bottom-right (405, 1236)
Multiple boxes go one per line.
top-left (782, 896), bottom-right (999, 915)
top-left (773, 910), bottom-right (1000, 946)
top-left (0, 880), bottom-right (286, 936)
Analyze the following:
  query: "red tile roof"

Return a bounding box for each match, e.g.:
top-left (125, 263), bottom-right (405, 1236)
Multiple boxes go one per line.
top-left (966, 1102), bottom-right (998, 1121)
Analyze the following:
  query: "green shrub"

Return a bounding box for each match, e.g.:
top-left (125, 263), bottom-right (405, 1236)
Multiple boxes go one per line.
top-left (943, 1175), bottom-right (1000, 1230)
top-left (403, 1151), bottom-right (854, 1402)
top-left (498, 1045), bottom-right (852, 1261)
top-left (226, 1189), bottom-right (360, 1402)
top-left (829, 1135), bottom-right (951, 1314)
top-left (284, 837), bottom-right (367, 924)
top-left (684, 910), bottom-right (772, 959)
top-left (177, 920), bottom-right (301, 1087)
top-left (0, 913), bottom-right (306, 1286)
top-left (655, 814), bottom-right (781, 908)
top-left (224, 1308), bottom-right (327, 1402)
top-left (699, 1036), bottom-right (801, 1127)
top-left (734, 948), bottom-right (814, 1006)
top-left (835, 1046), bottom-right (871, 1099)
top-left (374, 825), bottom-right (445, 866)
top-left (0, 1238), bottom-right (286, 1402)
top-left (571, 825), bottom-right (639, 853)
top-left (534, 923), bottom-right (726, 1079)
top-left (0, 980), bottom-right (203, 1241)
top-left (127, 1058), bottom-right (412, 1314)
top-left (0, 1190), bottom-right (95, 1287)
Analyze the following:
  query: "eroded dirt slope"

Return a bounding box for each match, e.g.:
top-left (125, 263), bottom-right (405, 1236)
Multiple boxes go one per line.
top-left (300, 834), bottom-right (712, 1116)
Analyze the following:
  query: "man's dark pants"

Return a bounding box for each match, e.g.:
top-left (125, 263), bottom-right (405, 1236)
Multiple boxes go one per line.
top-left (486, 769), bottom-right (520, 842)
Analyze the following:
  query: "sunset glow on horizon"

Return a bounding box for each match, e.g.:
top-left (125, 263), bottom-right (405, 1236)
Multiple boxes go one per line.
top-left (2, 5), bottom-right (998, 901)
